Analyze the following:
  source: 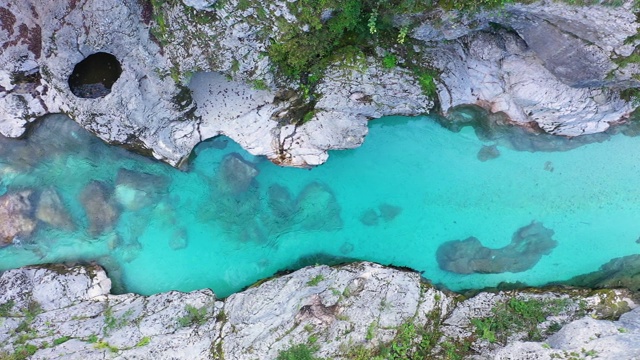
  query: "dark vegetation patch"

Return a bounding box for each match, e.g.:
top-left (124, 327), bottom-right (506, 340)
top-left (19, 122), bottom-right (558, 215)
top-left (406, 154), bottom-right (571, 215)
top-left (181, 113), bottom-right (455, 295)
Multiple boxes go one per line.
top-left (0, 7), bottom-right (16, 36)
top-left (267, 0), bottom-right (450, 98)
top-left (470, 297), bottom-right (573, 344)
top-left (139, 0), bottom-right (154, 25)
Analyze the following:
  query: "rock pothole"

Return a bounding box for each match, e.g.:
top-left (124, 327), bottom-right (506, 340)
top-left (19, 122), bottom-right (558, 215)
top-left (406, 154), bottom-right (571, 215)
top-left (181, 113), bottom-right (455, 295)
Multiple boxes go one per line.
top-left (68, 52), bottom-right (122, 98)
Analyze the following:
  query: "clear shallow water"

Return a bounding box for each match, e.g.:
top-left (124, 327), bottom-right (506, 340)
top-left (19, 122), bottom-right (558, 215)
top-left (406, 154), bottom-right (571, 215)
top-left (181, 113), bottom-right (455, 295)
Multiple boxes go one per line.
top-left (1, 114), bottom-right (640, 297)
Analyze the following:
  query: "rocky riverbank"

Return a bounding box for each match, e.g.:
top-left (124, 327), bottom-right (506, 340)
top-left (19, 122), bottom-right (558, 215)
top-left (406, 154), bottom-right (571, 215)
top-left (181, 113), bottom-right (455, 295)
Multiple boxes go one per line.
top-left (1, 262), bottom-right (639, 359)
top-left (1, 0), bottom-right (638, 167)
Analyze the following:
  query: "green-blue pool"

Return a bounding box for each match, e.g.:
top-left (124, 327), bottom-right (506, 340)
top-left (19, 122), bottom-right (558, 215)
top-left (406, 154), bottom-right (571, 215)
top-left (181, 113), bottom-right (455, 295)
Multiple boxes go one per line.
top-left (1, 113), bottom-right (639, 297)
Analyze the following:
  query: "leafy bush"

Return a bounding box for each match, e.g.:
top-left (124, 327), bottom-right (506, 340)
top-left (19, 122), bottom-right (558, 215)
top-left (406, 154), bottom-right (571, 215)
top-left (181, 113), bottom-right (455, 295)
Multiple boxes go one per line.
top-left (177, 304), bottom-right (208, 327)
top-left (53, 336), bottom-right (71, 346)
top-left (306, 274), bottom-right (325, 286)
top-left (103, 307), bottom-right (133, 336)
top-left (417, 71), bottom-right (438, 97)
top-left (0, 300), bottom-right (15, 317)
top-left (276, 344), bottom-right (323, 360)
top-left (471, 297), bottom-right (572, 343)
top-left (382, 53), bottom-right (397, 69)
top-left (269, 0), bottom-right (517, 82)
top-left (136, 336), bottom-right (151, 347)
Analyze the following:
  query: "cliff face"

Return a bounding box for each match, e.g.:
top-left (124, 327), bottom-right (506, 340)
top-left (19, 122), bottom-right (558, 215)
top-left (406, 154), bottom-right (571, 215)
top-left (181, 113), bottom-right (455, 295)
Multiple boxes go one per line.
top-left (0, 262), bottom-right (638, 359)
top-left (1, 0), bottom-right (638, 167)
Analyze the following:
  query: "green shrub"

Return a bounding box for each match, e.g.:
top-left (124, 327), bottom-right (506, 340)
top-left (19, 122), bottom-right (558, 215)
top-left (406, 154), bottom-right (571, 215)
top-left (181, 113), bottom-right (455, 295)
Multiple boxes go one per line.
top-left (86, 334), bottom-right (99, 343)
top-left (94, 340), bottom-right (119, 353)
top-left (252, 79), bottom-right (268, 90)
top-left (103, 308), bottom-right (133, 336)
top-left (0, 300), bottom-right (15, 317)
top-left (382, 53), bottom-right (397, 69)
top-left (471, 297), bottom-right (572, 343)
top-left (306, 275), bottom-right (325, 286)
top-left (177, 304), bottom-right (208, 327)
top-left (417, 71), bottom-right (438, 98)
top-left (276, 343), bottom-right (323, 360)
top-left (135, 336), bottom-right (151, 347)
top-left (12, 344), bottom-right (38, 360)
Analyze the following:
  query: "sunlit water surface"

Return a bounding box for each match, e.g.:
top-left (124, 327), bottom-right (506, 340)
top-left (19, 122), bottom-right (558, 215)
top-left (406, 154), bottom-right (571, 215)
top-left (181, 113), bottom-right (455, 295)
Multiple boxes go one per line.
top-left (1, 114), bottom-right (639, 297)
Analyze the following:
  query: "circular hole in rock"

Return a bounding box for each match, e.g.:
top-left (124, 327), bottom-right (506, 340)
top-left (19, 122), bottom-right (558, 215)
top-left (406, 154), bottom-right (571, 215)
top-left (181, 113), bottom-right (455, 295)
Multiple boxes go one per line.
top-left (68, 52), bottom-right (122, 98)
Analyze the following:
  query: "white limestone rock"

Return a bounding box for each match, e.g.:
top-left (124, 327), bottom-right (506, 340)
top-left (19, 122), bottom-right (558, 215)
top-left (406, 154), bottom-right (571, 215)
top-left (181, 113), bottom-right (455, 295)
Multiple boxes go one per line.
top-left (221, 262), bottom-right (452, 359)
top-left (181, 0), bottom-right (217, 11)
top-left (489, 312), bottom-right (640, 360)
top-left (0, 264), bottom-right (220, 359)
top-left (189, 56), bottom-right (433, 167)
top-left (0, 0), bottom-right (200, 166)
top-left (426, 29), bottom-right (634, 136)
top-left (316, 58), bottom-right (433, 119)
top-left (1, 262), bottom-right (640, 359)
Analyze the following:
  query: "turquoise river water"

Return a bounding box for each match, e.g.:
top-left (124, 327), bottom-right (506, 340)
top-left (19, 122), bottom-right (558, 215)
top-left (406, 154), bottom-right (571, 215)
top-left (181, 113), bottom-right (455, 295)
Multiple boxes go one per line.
top-left (1, 113), bottom-right (639, 297)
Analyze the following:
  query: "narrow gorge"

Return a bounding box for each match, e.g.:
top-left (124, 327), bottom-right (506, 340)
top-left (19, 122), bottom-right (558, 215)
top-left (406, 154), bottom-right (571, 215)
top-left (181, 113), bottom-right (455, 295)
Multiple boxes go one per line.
top-left (1, 0), bottom-right (640, 359)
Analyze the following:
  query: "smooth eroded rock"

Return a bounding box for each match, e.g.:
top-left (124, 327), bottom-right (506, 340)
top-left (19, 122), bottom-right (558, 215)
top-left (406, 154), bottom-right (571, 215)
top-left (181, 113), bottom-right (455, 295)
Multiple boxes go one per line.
top-left (294, 182), bottom-right (342, 231)
top-left (0, 190), bottom-right (36, 246)
top-left (79, 181), bottom-right (119, 237)
top-left (217, 153), bottom-right (259, 194)
top-left (35, 188), bottom-right (75, 230)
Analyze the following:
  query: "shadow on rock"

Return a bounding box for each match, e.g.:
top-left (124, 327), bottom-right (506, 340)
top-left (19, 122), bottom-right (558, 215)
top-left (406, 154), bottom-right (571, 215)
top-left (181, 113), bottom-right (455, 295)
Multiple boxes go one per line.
top-left (561, 254), bottom-right (640, 293)
top-left (439, 104), bottom-right (612, 153)
top-left (436, 221), bottom-right (557, 274)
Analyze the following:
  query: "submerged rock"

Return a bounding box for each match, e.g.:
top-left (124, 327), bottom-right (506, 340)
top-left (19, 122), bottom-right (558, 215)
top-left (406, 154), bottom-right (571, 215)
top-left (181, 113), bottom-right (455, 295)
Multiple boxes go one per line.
top-left (436, 222), bottom-right (558, 274)
top-left (206, 153), bottom-right (265, 244)
top-left (563, 254), bottom-right (640, 292)
top-left (0, 190), bottom-right (36, 246)
top-left (359, 208), bottom-right (379, 226)
top-left (424, 7), bottom-right (636, 137)
top-left (379, 203), bottom-right (402, 222)
top-left (294, 182), bottom-right (343, 231)
top-left (169, 228), bottom-right (188, 250)
top-left (118, 239), bottom-right (143, 263)
top-left (267, 184), bottom-right (296, 220)
top-left (35, 188), bottom-right (74, 230)
top-left (217, 153), bottom-right (259, 194)
top-left (439, 104), bottom-right (613, 153)
top-left (237, 222), bottom-right (268, 244)
top-left (477, 144), bottom-right (501, 162)
top-left (339, 242), bottom-right (354, 255)
top-left (79, 181), bottom-right (119, 237)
